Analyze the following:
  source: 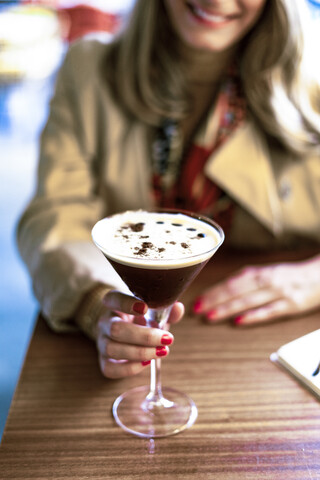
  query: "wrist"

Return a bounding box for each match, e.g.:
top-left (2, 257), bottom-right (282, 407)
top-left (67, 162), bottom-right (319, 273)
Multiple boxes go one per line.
top-left (74, 284), bottom-right (111, 340)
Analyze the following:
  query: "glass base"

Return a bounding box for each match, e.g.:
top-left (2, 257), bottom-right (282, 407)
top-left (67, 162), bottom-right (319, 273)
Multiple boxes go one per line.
top-left (112, 385), bottom-right (198, 438)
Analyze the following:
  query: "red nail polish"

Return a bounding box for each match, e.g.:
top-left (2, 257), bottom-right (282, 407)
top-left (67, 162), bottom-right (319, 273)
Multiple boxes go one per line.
top-left (234, 315), bottom-right (244, 325)
top-left (141, 360), bottom-right (151, 366)
top-left (206, 310), bottom-right (218, 321)
top-left (156, 346), bottom-right (168, 357)
top-left (133, 302), bottom-right (146, 314)
top-left (161, 334), bottom-right (173, 345)
top-left (193, 297), bottom-right (203, 313)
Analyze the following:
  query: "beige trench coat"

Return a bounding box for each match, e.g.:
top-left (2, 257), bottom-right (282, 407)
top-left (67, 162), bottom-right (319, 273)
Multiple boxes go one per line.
top-left (17, 39), bottom-right (320, 332)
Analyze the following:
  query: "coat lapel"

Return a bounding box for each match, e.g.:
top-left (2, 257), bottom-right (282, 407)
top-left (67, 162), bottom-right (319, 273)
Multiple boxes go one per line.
top-left (204, 121), bottom-right (283, 234)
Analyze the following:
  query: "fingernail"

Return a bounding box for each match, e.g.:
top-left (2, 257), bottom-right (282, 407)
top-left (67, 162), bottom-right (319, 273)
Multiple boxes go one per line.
top-left (133, 302), bottom-right (146, 314)
top-left (206, 310), bottom-right (218, 321)
top-left (234, 315), bottom-right (245, 325)
top-left (156, 346), bottom-right (168, 357)
top-left (193, 297), bottom-right (203, 313)
top-left (161, 333), bottom-right (173, 345)
top-left (141, 360), bottom-right (151, 366)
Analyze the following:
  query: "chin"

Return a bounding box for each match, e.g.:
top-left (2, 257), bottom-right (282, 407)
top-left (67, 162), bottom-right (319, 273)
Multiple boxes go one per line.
top-left (183, 34), bottom-right (237, 53)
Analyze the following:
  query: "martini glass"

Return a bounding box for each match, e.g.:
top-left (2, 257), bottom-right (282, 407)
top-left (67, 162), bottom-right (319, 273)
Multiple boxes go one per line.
top-left (92, 209), bottom-right (224, 438)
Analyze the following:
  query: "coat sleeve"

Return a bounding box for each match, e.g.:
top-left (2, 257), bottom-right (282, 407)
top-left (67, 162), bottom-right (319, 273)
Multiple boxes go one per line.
top-left (16, 42), bottom-right (127, 333)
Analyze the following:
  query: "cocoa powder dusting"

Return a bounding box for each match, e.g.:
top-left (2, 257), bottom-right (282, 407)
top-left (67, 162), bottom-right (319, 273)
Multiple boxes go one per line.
top-left (129, 222), bottom-right (145, 232)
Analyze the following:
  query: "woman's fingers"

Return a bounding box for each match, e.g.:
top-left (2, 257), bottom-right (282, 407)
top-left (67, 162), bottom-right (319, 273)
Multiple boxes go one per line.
top-left (233, 299), bottom-right (294, 326)
top-left (103, 290), bottom-right (148, 316)
top-left (96, 306), bottom-right (175, 379)
top-left (98, 357), bottom-right (148, 380)
top-left (97, 314), bottom-right (174, 348)
top-left (193, 265), bottom-right (276, 322)
top-left (205, 288), bottom-right (279, 323)
top-left (194, 266), bottom-right (267, 313)
top-left (97, 332), bottom-right (169, 362)
top-left (97, 316), bottom-right (172, 379)
top-left (168, 302), bottom-right (185, 324)
top-left (97, 315), bottom-right (172, 379)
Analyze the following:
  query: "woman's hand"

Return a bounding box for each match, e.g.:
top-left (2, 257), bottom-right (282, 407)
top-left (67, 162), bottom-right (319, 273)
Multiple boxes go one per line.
top-left (96, 291), bottom-right (184, 379)
top-left (193, 255), bottom-right (320, 326)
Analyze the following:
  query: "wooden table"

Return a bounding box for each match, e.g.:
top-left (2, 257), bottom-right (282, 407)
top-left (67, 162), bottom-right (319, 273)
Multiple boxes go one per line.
top-left (1, 249), bottom-right (320, 479)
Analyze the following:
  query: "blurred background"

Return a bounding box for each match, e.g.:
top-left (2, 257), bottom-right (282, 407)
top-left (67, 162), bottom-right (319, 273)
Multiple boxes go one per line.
top-left (0, 0), bottom-right (136, 442)
top-left (0, 0), bottom-right (319, 442)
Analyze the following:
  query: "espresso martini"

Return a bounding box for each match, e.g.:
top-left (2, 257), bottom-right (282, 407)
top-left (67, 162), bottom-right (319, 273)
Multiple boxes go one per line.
top-left (92, 210), bottom-right (223, 307)
top-left (92, 209), bottom-right (224, 438)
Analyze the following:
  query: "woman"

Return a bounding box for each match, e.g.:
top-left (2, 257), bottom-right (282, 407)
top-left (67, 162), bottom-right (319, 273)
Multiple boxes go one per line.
top-left (17, 0), bottom-right (320, 379)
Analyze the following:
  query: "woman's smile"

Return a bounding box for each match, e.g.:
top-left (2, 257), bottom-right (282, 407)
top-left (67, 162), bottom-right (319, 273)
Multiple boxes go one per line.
top-left (185, 1), bottom-right (240, 28)
top-left (164, 0), bottom-right (267, 52)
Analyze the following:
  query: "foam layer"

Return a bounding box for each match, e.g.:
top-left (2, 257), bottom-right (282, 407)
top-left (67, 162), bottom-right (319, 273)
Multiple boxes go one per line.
top-left (92, 210), bottom-right (224, 269)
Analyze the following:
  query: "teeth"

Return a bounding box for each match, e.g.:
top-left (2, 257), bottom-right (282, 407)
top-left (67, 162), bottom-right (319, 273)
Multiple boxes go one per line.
top-left (193, 6), bottom-right (227, 23)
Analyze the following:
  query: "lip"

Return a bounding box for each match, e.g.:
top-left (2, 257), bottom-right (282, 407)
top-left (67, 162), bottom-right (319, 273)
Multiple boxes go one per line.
top-left (186, 1), bottom-right (239, 27)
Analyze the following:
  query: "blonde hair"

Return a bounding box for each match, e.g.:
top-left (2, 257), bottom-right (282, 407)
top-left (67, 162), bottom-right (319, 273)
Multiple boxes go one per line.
top-left (105, 0), bottom-right (320, 155)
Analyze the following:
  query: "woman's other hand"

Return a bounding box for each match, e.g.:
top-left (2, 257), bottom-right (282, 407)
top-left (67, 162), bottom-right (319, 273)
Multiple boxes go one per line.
top-left (193, 255), bottom-right (320, 326)
top-left (96, 291), bottom-right (184, 379)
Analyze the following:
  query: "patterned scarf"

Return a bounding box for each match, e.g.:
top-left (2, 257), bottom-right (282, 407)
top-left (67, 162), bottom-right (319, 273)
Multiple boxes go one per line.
top-left (151, 68), bottom-right (246, 233)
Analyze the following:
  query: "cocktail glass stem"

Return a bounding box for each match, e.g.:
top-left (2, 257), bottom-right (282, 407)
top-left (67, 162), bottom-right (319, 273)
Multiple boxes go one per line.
top-left (143, 307), bottom-right (174, 410)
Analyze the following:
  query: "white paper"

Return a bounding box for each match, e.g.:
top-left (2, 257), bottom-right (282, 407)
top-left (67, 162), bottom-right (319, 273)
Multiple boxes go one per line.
top-left (270, 329), bottom-right (320, 398)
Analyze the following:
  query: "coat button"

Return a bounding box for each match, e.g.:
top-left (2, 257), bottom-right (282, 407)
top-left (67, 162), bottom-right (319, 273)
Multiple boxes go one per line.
top-left (279, 178), bottom-right (291, 200)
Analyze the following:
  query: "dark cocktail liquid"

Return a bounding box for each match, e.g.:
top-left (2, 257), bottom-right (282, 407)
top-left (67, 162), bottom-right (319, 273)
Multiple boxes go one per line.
top-left (107, 256), bottom-right (209, 308)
